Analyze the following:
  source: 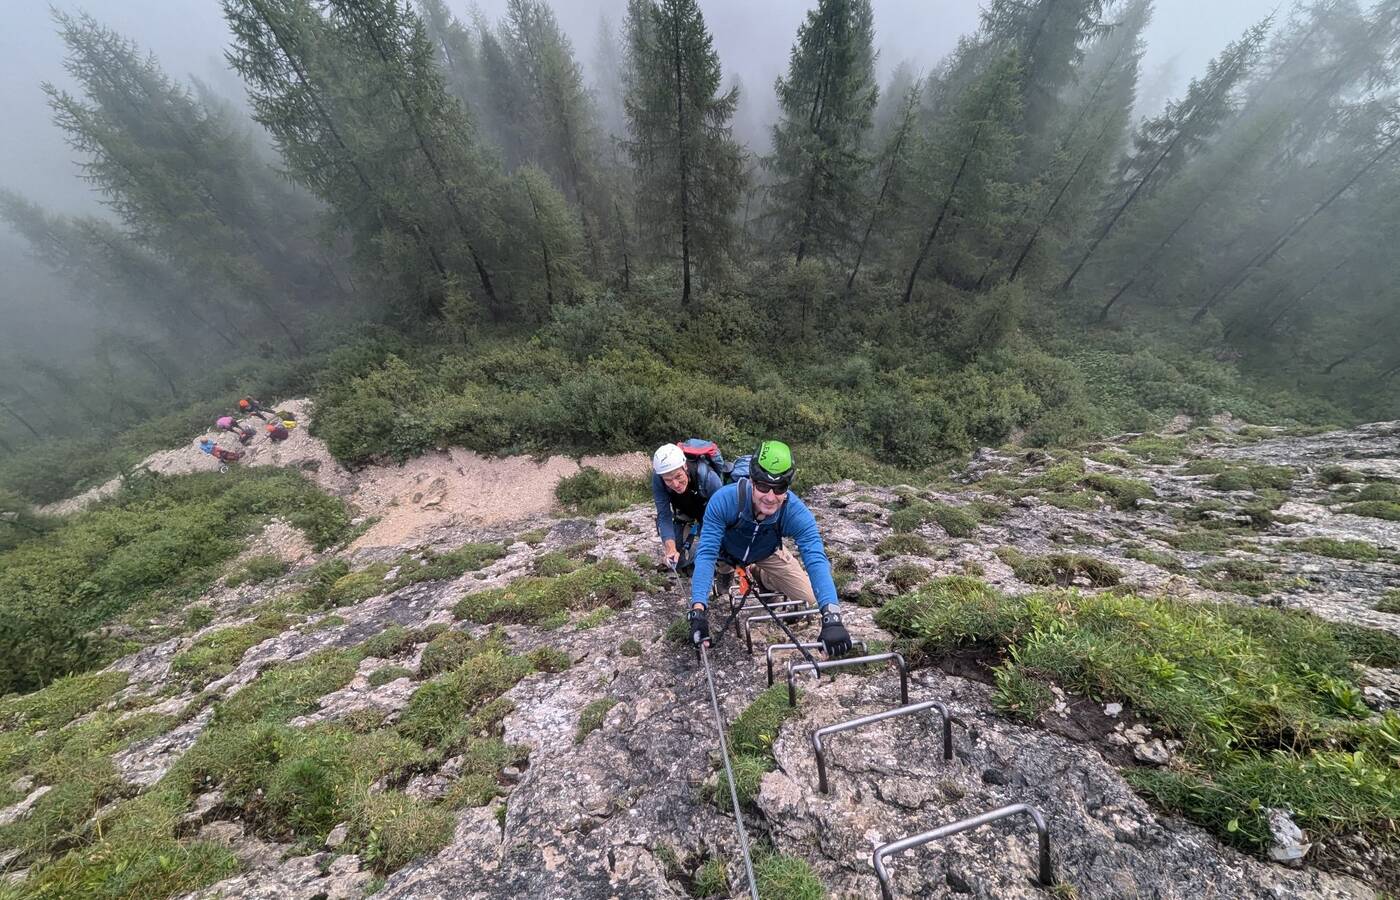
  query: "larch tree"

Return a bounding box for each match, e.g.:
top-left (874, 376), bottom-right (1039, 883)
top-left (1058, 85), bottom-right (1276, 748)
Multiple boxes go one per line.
top-left (764, 0), bottom-right (879, 263)
top-left (623, 0), bottom-right (745, 307)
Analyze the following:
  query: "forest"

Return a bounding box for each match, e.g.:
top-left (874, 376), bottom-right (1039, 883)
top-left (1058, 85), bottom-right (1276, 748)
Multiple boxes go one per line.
top-left (2, 0), bottom-right (1399, 505)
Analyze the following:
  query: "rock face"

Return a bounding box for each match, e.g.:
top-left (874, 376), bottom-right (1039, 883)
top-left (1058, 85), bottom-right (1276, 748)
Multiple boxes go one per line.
top-left (12, 421), bottom-right (1400, 899)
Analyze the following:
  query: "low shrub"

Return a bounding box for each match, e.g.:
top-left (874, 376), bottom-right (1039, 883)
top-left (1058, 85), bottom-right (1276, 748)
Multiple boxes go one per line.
top-left (1284, 538), bottom-right (1380, 562)
top-left (1343, 500), bottom-right (1400, 521)
top-left (875, 534), bottom-right (932, 558)
top-left (0, 469), bottom-right (349, 694)
top-left (555, 468), bottom-right (650, 516)
top-left (453, 560), bottom-right (642, 625)
top-left (224, 554), bottom-right (290, 588)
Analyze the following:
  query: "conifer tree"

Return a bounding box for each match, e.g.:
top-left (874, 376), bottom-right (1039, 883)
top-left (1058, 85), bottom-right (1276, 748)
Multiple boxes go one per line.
top-left (900, 52), bottom-right (1023, 304)
top-left (623, 0), bottom-right (745, 306)
top-left (1060, 20), bottom-right (1269, 291)
top-left (765, 0), bottom-right (879, 263)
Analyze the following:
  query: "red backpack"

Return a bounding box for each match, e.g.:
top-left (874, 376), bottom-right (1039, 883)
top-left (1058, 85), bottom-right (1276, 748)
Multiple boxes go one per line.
top-left (678, 438), bottom-right (724, 470)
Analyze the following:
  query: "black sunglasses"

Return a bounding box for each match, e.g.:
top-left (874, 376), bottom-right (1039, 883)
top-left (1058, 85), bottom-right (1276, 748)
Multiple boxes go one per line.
top-left (751, 478), bottom-right (789, 495)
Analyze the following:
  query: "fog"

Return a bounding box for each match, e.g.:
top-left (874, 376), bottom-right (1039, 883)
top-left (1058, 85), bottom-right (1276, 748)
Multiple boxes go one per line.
top-left (1, 0), bottom-right (1280, 217)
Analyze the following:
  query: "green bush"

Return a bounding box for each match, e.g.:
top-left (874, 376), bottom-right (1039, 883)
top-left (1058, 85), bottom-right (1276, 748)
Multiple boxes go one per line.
top-left (453, 560), bottom-right (642, 625)
top-left (1355, 482), bottom-right (1400, 502)
top-left (0, 469), bottom-right (349, 694)
top-left (1285, 538), bottom-right (1380, 562)
top-left (875, 534), bottom-right (932, 558)
top-left (554, 468), bottom-right (650, 516)
top-left (1343, 500), bottom-right (1400, 521)
top-left (224, 554), bottom-right (289, 588)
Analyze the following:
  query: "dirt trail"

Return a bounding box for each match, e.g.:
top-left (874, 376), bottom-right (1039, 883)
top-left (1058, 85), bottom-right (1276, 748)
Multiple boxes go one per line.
top-left (38, 398), bottom-right (647, 549)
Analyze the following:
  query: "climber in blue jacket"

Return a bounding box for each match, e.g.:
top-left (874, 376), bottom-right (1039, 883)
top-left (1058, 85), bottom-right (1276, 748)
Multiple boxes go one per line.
top-left (686, 440), bottom-right (852, 657)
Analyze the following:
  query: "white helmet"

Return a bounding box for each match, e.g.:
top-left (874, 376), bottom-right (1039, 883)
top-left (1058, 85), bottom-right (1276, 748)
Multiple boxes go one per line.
top-left (652, 443), bottom-right (685, 476)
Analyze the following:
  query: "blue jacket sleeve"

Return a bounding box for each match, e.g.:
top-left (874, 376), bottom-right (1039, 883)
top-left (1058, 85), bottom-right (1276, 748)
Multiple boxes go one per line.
top-left (690, 485), bottom-right (736, 607)
top-left (651, 473), bottom-right (677, 544)
top-left (785, 494), bottom-right (839, 611)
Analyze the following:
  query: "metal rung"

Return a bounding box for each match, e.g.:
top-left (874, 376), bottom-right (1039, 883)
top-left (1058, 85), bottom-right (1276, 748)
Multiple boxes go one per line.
top-left (739, 597), bottom-right (805, 614)
top-left (787, 652), bottom-right (908, 708)
top-left (744, 607), bottom-right (822, 654)
top-left (766, 641), bottom-right (867, 686)
top-left (811, 699), bottom-right (952, 793)
top-left (725, 591), bottom-right (795, 638)
top-left (873, 803), bottom-right (1054, 900)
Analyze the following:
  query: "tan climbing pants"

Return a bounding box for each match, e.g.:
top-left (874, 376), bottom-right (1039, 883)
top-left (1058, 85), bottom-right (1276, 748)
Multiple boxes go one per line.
top-left (717, 547), bottom-right (817, 607)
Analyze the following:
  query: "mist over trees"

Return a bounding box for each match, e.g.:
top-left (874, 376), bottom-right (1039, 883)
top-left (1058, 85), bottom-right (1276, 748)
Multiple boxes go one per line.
top-left (4, 0), bottom-right (1400, 460)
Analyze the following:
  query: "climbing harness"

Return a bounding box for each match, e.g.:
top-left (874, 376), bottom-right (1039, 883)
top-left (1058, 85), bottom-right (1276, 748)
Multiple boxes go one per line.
top-left (697, 642), bottom-right (760, 900)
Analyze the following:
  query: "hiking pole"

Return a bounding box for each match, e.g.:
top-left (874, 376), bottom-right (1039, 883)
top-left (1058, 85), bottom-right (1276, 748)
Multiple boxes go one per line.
top-left (698, 642), bottom-right (760, 900)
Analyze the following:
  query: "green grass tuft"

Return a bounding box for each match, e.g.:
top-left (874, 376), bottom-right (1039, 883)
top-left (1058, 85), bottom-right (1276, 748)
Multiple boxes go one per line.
top-left (453, 560), bottom-right (642, 625)
top-left (354, 790), bottom-right (455, 874)
top-left (575, 698), bottom-right (619, 744)
top-left (1318, 465), bottom-right (1364, 485)
top-left (417, 629), bottom-right (478, 678)
top-left (1284, 538), bottom-right (1380, 561)
top-left (555, 468), bottom-right (650, 516)
top-left (714, 684), bottom-right (801, 806)
top-left (170, 613), bottom-right (289, 683)
top-left (224, 554), bottom-right (290, 588)
top-left (885, 563), bottom-right (931, 593)
top-left (753, 851), bottom-right (826, 900)
top-left (1355, 482), bottom-right (1400, 502)
top-left (368, 666), bottom-right (413, 687)
top-left (214, 648), bottom-right (361, 726)
top-left (877, 580), bottom-right (1400, 855)
top-left (996, 547), bottom-right (1121, 587)
top-left (1343, 500), bottom-right (1400, 521)
top-left (394, 542), bottom-right (508, 587)
top-left (0, 469), bottom-right (349, 693)
top-left (1377, 589), bottom-right (1400, 615)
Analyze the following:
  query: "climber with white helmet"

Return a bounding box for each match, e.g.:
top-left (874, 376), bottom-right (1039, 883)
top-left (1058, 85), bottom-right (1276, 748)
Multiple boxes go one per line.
top-left (651, 439), bottom-right (726, 572)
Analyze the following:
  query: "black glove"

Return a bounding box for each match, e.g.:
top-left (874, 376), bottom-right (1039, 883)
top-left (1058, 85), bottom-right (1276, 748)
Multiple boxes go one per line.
top-left (688, 607), bottom-right (710, 648)
top-left (819, 610), bottom-right (851, 657)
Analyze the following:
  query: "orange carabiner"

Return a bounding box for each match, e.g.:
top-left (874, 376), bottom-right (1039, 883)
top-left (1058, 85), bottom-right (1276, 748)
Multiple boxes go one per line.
top-left (735, 565), bottom-right (753, 597)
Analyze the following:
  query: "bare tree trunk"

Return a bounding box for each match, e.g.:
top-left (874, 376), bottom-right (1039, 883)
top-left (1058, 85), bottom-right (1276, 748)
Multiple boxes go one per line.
top-left (1192, 133), bottom-right (1400, 323)
top-left (902, 120), bottom-right (985, 305)
top-left (1097, 193), bottom-right (1211, 321)
top-left (0, 399), bottom-right (41, 440)
top-left (522, 174), bottom-right (555, 310)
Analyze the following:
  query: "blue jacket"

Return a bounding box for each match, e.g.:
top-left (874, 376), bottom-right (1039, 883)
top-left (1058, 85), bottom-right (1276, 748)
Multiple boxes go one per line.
top-left (652, 462), bottom-right (724, 544)
top-left (689, 481), bottom-right (839, 611)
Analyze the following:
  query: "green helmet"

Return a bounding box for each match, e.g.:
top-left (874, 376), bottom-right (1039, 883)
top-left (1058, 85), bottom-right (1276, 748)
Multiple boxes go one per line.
top-left (753, 440), bottom-right (795, 485)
